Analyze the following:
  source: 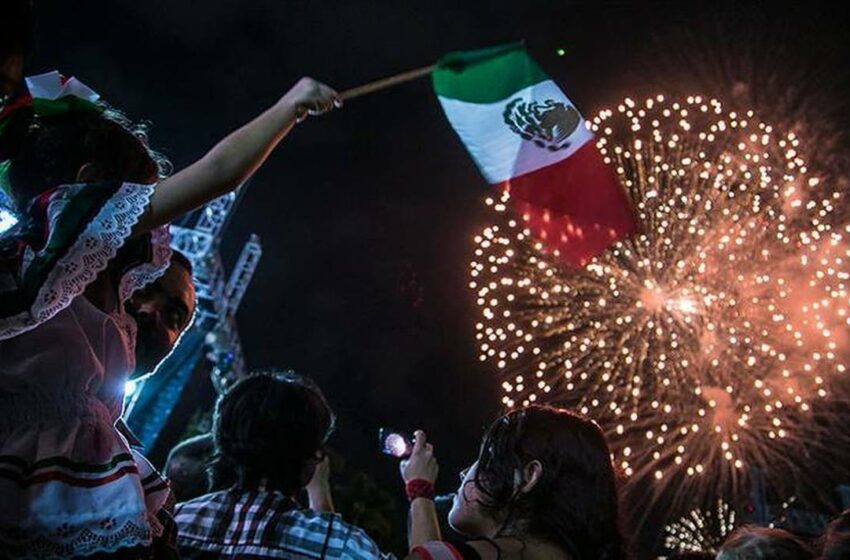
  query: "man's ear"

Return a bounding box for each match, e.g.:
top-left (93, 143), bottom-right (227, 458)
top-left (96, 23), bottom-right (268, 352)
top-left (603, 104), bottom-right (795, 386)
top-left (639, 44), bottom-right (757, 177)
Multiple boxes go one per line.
top-left (518, 459), bottom-right (543, 495)
top-left (76, 162), bottom-right (101, 183)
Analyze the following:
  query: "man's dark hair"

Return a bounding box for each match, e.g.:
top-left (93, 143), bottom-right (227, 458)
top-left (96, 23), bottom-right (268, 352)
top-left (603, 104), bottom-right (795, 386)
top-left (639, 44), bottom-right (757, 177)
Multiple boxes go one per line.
top-left (164, 433), bottom-right (214, 502)
top-left (170, 249), bottom-right (193, 276)
top-left (209, 371), bottom-right (336, 495)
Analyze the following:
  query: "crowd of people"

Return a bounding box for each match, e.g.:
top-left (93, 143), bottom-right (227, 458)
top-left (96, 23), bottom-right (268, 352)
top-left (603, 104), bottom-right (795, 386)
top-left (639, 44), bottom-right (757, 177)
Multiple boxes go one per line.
top-left (2, 2), bottom-right (849, 559)
top-left (159, 370), bottom-right (850, 560)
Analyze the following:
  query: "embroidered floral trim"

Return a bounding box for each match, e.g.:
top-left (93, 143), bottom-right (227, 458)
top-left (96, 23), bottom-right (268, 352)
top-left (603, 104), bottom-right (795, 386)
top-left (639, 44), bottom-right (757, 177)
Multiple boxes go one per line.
top-left (0, 516), bottom-right (152, 559)
top-left (118, 224), bottom-right (173, 304)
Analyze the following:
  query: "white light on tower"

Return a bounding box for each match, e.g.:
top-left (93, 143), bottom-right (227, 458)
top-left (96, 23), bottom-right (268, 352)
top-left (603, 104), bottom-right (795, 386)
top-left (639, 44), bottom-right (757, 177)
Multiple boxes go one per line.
top-left (0, 209), bottom-right (18, 235)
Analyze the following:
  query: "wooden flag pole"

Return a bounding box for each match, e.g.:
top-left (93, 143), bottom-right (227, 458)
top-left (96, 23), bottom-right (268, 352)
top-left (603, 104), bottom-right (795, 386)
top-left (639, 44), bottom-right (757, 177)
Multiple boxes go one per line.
top-left (340, 64), bottom-right (437, 101)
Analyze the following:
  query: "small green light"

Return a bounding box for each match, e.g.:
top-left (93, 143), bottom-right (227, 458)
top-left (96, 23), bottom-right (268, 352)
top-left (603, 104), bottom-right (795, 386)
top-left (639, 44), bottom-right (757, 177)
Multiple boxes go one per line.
top-left (556, 48), bottom-right (566, 57)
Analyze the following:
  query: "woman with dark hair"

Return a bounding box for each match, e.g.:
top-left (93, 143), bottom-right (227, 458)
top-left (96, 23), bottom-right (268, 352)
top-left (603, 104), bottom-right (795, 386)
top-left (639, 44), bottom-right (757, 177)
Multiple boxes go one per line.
top-left (400, 405), bottom-right (628, 560)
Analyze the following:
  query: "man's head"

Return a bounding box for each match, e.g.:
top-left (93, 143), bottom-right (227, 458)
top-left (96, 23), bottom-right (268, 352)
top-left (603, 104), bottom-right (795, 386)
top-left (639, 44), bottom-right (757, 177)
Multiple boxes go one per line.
top-left (164, 433), bottom-right (215, 502)
top-left (127, 251), bottom-right (196, 378)
top-left (210, 371), bottom-right (336, 495)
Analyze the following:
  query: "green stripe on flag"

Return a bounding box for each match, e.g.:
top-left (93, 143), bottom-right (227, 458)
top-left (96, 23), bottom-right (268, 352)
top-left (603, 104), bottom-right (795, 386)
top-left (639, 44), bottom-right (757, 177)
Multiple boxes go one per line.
top-left (32, 97), bottom-right (102, 117)
top-left (433, 42), bottom-right (548, 104)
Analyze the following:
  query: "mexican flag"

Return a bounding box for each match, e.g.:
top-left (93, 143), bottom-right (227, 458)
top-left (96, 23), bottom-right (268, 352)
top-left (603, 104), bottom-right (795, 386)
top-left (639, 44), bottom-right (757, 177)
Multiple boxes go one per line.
top-left (433, 43), bottom-right (636, 266)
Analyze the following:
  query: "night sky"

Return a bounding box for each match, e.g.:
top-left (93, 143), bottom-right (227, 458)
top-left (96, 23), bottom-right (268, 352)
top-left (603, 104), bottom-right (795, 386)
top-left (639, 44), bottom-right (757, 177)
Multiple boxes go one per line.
top-left (26, 0), bottom-right (850, 554)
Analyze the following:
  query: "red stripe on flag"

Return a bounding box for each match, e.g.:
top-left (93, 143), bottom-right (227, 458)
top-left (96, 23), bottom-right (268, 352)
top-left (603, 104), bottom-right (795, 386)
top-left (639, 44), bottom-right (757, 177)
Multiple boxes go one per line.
top-left (498, 141), bottom-right (636, 267)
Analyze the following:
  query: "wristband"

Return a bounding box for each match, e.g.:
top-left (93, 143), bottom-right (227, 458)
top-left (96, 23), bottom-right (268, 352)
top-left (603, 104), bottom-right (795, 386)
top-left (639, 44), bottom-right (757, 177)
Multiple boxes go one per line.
top-left (405, 478), bottom-right (435, 502)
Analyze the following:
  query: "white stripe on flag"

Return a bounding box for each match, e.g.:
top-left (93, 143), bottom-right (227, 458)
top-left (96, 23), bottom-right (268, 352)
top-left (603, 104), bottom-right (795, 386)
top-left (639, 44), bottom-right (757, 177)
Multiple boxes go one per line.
top-left (25, 71), bottom-right (100, 102)
top-left (437, 80), bottom-right (593, 184)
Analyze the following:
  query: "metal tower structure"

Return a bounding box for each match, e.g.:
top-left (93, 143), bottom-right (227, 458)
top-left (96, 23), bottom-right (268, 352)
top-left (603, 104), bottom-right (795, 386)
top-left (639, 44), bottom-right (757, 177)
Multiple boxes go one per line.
top-left (125, 187), bottom-right (261, 451)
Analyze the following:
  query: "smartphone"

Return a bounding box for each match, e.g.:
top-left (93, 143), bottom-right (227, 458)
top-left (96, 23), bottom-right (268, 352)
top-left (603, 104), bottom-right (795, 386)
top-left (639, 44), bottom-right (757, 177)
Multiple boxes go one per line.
top-left (378, 428), bottom-right (413, 458)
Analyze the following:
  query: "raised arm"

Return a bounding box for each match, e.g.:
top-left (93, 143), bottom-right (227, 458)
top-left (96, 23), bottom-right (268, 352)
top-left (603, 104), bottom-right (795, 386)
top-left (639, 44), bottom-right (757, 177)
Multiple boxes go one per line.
top-left (402, 430), bottom-right (441, 550)
top-left (136, 77), bottom-right (340, 232)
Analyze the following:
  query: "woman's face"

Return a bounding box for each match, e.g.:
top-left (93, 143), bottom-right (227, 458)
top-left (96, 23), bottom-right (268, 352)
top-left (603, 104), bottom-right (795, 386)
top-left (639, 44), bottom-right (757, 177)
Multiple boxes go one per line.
top-left (448, 460), bottom-right (494, 537)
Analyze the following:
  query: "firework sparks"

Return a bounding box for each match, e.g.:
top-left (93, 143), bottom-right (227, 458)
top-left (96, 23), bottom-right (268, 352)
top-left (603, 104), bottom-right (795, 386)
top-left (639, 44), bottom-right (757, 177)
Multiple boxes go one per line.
top-left (664, 499), bottom-right (736, 554)
top-left (470, 95), bottom-right (850, 512)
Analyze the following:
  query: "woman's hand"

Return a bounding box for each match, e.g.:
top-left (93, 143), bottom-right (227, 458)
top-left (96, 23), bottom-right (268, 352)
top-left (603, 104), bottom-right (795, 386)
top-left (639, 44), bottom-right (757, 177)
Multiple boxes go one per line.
top-left (401, 430), bottom-right (439, 484)
top-left (401, 430), bottom-right (442, 548)
top-left (281, 77), bottom-right (342, 122)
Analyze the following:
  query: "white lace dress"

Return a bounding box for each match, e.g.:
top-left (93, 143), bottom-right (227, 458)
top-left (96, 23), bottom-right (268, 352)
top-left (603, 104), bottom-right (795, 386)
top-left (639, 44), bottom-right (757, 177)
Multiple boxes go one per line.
top-left (0, 181), bottom-right (173, 557)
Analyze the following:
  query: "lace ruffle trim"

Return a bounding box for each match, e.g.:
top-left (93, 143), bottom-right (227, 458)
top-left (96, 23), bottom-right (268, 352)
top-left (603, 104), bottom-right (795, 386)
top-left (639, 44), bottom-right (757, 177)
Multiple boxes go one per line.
top-left (0, 515), bottom-right (152, 559)
top-left (118, 224), bottom-right (173, 304)
top-left (0, 182), bottom-right (165, 340)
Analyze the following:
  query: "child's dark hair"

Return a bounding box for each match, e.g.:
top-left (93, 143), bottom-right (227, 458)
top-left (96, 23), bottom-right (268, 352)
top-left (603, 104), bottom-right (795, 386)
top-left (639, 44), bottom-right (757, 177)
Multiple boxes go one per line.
top-left (470, 405), bottom-right (629, 560)
top-left (0, 105), bottom-right (170, 209)
top-left (209, 371), bottom-right (336, 494)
